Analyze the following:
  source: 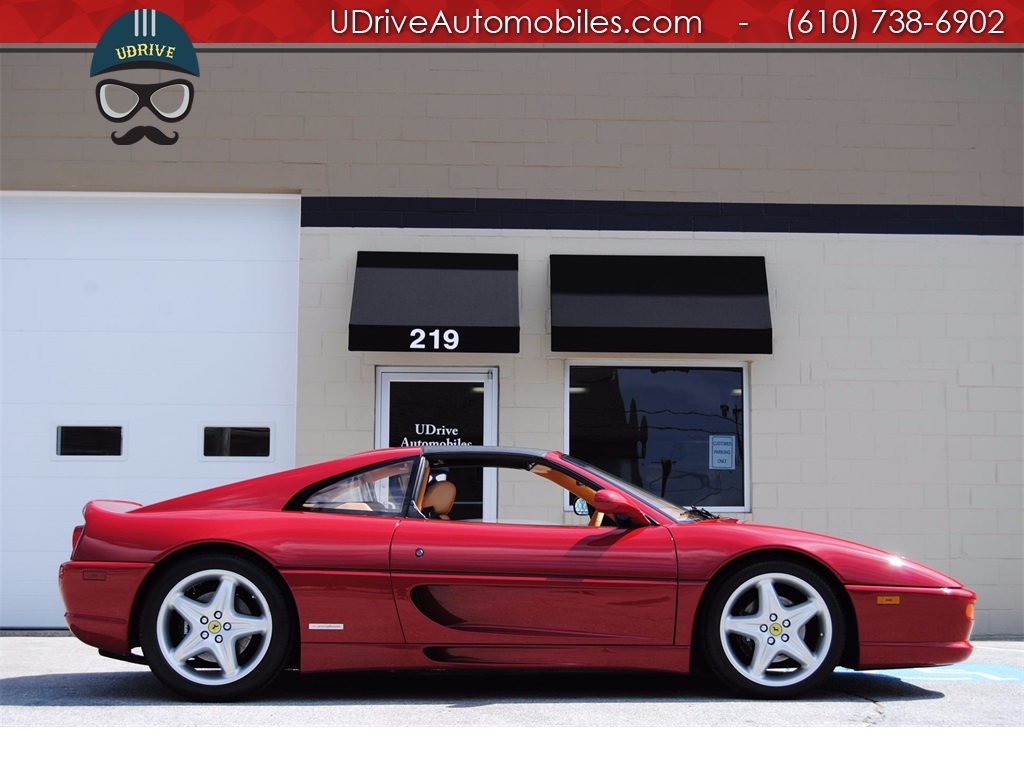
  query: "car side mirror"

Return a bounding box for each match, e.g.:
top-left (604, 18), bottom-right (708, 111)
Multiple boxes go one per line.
top-left (572, 496), bottom-right (591, 516)
top-left (593, 489), bottom-right (649, 527)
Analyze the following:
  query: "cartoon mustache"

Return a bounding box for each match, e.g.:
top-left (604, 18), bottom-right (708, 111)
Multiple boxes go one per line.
top-left (110, 125), bottom-right (179, 145)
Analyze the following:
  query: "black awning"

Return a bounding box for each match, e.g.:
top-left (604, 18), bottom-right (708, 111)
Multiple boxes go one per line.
top-left (349, 251), bottom-right (519, 353)
top-left (550, 255), bottom-right (772, 354)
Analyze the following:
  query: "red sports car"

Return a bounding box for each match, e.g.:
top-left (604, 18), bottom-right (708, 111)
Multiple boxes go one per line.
top-left (60, 446), bottom-right (975, 701)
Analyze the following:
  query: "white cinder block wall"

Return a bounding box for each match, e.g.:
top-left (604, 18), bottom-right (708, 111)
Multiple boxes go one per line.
top-left (298, 227), bottom-right (1022, 636)
top-left (756, 235), bottom-right (1022, 637)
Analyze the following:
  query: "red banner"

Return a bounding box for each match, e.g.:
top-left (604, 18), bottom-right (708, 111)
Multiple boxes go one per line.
top-left (2, 0), bottom-right (1022, 43)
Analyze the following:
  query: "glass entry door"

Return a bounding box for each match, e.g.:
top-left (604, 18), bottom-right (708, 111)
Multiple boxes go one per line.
top-left (375, 367), bottom-right (498, 520)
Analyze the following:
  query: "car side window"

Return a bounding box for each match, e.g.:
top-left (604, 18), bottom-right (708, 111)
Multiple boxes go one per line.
top-left (418, 459), bottom-right (610, 527)
top-left (299, 458), bottom-right (416, 515)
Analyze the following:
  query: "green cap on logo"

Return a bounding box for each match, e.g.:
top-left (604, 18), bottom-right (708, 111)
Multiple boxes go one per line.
top-left (90, 9), bottom-right (199, 77)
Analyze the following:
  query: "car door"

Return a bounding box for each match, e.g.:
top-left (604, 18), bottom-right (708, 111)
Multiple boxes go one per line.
top-left (390, 518), bottom-right (677, 645)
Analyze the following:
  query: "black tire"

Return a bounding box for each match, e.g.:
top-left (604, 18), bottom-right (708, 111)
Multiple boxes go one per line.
top-left (702, 560), bottom-right (845, 699)
top-left (140, 554), bottom-right (291, 702)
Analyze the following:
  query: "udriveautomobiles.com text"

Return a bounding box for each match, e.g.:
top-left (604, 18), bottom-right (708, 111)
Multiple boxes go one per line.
top-left (330, 8), bottom-right (704, 37)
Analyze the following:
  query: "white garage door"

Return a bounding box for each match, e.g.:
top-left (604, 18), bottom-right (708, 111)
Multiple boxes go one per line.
top-left (1, 193), bottom-right (300, 627)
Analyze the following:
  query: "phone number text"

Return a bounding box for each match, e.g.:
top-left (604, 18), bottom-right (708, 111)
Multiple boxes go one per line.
top-left (787, 7), bottom-right (1006, 41)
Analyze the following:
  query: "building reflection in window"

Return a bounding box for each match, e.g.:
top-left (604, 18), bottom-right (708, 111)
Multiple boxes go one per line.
top-left (569, 366), bottom-right (745, 509)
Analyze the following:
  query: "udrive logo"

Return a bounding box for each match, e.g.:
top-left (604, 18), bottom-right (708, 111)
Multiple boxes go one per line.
top-left (90, 9), bottom-right (200, 146)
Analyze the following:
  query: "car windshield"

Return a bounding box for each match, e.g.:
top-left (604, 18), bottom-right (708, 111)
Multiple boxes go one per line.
top-left (559, 454), bottom-right (717, 522)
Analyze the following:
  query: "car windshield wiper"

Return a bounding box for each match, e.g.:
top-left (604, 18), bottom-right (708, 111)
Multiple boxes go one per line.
top-left (684, 506), bottom-right (720, 521)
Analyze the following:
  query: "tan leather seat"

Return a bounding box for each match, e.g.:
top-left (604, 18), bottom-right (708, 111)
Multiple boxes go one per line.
top-left (422, 481), bottom-right (456, 520)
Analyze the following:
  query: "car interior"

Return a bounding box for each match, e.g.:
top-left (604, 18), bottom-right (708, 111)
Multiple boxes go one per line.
top-left (293, 452), bottom-right (635, 528)
top-left (411, 453), bottom-right (619, 527)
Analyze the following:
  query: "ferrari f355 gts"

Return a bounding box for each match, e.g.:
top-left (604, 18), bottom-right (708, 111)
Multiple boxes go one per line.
top-left (60, 446), bottom-right (975, 701)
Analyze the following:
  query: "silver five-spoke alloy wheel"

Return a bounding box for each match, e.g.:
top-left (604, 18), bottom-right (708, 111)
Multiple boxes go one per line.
top-left (141, 555), bottom-right (291, 701)
top-left (155, 568), bottom-right (272, 686)
top-left (704, 560), bottom-right (844, 698)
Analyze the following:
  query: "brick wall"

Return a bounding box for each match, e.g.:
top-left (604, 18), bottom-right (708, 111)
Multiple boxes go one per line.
top-left (297, 227), bottom-right (1022, 635)
top-left (2, 50), bottom-right (1020, 205)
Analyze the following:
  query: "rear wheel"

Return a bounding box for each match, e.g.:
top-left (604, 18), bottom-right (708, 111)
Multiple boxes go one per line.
top-left (703, 560), bottom-right (844, 698)
top-left (140, 554), bottom-right (291, 701)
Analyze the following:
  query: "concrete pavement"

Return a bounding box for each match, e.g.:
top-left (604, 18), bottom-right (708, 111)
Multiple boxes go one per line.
top-left (2, 634), bottom-right (1020, 728)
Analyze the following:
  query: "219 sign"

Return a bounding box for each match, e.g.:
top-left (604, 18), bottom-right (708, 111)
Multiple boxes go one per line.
top-left (409, 328), bottom-right (460, 350)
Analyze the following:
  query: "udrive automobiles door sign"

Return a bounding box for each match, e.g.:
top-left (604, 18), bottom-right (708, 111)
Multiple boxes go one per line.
top-left (399, 424), bottom-right (473, 447)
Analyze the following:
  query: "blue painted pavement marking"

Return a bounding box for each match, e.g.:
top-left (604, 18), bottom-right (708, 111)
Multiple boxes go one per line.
top-left (838, 664), bottom-right (1023, 682)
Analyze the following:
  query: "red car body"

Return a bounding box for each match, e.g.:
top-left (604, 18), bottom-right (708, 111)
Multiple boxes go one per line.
top-left (60, 446), bottom-right (974, 701)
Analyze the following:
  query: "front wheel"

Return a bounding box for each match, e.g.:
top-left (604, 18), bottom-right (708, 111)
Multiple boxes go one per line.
top-left (702, 560), bottom-right (845, 698)
top-left (140, 554), bottom-right (291, 701)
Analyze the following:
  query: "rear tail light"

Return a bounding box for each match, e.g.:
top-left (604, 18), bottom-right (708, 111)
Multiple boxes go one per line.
top-left (71, 525), bottom-right (84, 553)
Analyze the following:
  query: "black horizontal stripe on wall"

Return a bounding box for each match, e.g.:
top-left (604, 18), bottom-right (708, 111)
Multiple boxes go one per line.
top-left (302, 197), bottom-right (1023, 237)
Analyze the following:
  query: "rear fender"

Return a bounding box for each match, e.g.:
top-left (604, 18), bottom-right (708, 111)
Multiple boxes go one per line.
top-left (127, 543), bottom-right (302, 669)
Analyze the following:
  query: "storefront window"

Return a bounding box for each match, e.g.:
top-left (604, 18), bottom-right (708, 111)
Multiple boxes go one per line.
top-left (567, 365), bottom-right (748, 511)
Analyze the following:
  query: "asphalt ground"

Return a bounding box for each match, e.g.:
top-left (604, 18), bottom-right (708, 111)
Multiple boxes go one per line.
top-left (2, 634), bottom-right (1021, 762)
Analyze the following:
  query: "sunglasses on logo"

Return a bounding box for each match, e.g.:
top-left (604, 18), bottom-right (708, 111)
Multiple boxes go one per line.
top-left (95, 79), bottom-right (194, 123)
